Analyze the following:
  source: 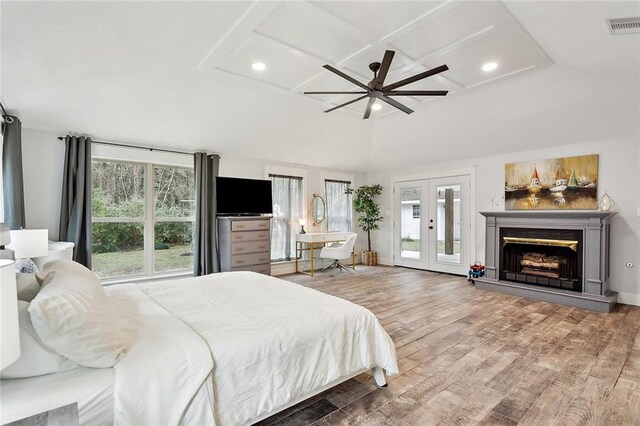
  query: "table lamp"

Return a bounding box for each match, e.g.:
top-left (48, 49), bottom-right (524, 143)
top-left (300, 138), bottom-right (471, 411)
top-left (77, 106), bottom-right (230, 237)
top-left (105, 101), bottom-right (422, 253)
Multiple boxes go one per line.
top-left (8, 229), bottom-right (48, 273)
top-left (0, 223), bottom-right (12, 260)
top-left (0, 259), bottom-right (20, 369)
top-left (299, 218), bottom-right (307, 234)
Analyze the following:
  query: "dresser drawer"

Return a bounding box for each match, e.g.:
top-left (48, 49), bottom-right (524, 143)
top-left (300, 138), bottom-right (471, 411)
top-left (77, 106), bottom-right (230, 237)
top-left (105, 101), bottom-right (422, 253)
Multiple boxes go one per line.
top-left (232, 240), bottom-right (270, 255)
top-left (231, 230), bottom-right (270, 242)
top-left (231, 263), bottom-right (271, 275)
top-left (231, 220), bottom-right (270, 231)
top-left (231, 252), bottom-right (270, 267)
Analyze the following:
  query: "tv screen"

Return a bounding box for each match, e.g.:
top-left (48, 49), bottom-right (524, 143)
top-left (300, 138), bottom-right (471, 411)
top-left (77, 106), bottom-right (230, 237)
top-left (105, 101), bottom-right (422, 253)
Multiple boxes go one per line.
top-left (216, 176), bottom-right (273, 216)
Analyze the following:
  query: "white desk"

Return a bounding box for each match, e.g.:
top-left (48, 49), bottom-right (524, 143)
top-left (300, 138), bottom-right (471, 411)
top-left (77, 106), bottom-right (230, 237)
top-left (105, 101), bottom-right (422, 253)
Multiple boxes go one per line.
top-left (295, 232), bottom-right (355, 276)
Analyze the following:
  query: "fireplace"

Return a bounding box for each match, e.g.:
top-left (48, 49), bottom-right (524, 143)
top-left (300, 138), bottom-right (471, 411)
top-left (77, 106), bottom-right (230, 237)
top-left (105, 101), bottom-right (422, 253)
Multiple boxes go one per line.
top-left (476, 211), bottom-right (617, 313)
top-left (500, 227), bottom-right (583, 292)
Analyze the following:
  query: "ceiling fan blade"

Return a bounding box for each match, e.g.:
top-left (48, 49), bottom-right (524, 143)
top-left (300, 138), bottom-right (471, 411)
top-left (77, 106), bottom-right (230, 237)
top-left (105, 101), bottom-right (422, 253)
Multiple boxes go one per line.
top-left (304, 91), bottom-right (368, 95)
top-left (382, 64), bottom-right (449, 92)
top-left (363, 97), bottom-right (376, 120)
top-left (375, 50), bottom-right (395, 87)
top-left (380, 96), bottom-right (414, 114)
top-left (386, 90), bottom-right (448, 96)
top-left (324, 95), bottom-right (369, 113)
top-left (323, 65), bottom-right (370, 91)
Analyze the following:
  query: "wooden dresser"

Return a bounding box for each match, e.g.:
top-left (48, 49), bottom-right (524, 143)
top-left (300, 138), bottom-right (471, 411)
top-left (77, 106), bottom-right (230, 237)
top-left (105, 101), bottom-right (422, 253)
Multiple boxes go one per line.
top-left (218, 216), bottom-right (271, 275)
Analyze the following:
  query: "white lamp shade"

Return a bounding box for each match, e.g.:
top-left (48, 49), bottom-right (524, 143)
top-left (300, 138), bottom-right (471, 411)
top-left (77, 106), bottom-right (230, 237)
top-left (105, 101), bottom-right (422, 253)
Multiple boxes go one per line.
top-left (0, 223), bottom-right (11, 246)
top-left (0, 259), bottom-right (20, 369)
top-left (8, 229), bottom-right (49, 259)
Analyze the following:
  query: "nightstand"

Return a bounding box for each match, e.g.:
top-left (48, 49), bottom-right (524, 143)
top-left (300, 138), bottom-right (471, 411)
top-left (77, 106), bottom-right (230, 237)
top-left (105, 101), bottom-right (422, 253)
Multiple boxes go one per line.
top-left (5, 403), bottom-right (78, 426)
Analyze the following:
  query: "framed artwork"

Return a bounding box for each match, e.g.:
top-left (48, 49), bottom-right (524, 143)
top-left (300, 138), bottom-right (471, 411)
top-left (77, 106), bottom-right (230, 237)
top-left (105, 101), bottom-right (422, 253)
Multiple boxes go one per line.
top-left (505, 154), bottom-right (598, 210)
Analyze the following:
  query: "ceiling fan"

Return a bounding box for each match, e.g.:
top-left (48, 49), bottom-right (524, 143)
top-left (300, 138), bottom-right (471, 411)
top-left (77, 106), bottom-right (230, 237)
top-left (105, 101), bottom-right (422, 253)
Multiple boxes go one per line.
top-left (304, 50), bottom-right (449, 119)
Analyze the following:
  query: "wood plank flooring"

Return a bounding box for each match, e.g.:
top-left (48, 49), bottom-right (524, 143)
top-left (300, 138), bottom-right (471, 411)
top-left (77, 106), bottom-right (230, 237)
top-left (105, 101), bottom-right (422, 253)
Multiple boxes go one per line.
top-left (258, 266), bottom-right (640, 426)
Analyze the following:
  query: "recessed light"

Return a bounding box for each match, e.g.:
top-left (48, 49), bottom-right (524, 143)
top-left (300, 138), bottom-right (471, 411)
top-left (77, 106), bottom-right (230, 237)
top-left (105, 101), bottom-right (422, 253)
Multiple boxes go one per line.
top-left (482, 62), bottom-right (498, 72)
top-left (251, 62), bottom-right (266, 71)
top-left (371, 102), bottom-right (382, 111)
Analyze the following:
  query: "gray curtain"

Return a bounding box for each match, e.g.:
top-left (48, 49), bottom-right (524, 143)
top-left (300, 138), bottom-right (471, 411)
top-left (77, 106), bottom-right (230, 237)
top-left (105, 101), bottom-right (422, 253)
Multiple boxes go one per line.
top-left (194, 152), bottom-right (220, 276)
top-left (1, 116), bottom-right (26, 229)
top-left (59, 136), bottom-right (92, 267)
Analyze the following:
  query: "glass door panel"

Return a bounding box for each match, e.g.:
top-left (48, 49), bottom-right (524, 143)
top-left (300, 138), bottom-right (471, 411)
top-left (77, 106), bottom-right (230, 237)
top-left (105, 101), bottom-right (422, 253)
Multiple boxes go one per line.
top-left (394, 181), bottom-right (429, 269)
top-left (428, 176), bottom-right (470, 275)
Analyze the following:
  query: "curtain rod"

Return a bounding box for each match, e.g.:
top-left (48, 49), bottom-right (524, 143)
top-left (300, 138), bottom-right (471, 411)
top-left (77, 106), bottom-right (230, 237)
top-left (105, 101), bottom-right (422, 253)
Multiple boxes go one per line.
top-left (0, 101), bottom-right (15, 123)
top-left (56, 136), bottom-right (218, 157)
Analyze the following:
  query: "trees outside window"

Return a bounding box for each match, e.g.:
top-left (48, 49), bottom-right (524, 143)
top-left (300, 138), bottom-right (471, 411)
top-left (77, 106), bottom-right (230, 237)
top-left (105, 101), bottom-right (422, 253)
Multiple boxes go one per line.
top-left (91, 160), bottom-right (194, 279)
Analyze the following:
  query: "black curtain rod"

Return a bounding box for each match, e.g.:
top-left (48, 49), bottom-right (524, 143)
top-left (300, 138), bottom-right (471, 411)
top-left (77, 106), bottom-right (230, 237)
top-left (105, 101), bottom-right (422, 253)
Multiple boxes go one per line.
top-left (56, 136), bottom-right (204, 157)
top-left (0, 101), bottom-right (14, 123)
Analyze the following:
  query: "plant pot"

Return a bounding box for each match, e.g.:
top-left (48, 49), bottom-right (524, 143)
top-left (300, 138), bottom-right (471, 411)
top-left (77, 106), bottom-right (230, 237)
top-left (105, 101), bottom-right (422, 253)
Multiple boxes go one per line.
top-left (362, 250), bottom-right (378, 266)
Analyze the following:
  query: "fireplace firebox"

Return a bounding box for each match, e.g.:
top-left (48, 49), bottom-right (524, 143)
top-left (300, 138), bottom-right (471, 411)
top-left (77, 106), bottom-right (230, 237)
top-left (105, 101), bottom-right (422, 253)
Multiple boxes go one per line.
top-left (499, 228), bottom-right (583, 292)
top-left (475, 211), bottom-right (617, 313)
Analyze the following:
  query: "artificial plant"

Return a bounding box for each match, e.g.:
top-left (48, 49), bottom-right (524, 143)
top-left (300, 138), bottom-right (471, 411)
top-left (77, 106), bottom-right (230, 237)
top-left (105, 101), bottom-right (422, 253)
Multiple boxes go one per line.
top-left (345, 184), bottom-right (383, 252)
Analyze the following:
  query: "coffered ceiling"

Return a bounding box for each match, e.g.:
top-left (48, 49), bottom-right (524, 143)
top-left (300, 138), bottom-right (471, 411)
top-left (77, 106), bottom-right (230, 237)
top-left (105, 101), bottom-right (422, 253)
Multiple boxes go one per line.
top-left (1, 1), bottom-right (638, 171)
top-left (201, 1), bottom-right (553, 116)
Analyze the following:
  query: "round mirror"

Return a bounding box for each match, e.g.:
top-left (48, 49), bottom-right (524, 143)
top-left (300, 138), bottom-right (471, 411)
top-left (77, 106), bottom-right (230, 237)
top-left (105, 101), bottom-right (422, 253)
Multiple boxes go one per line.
top-left (312, 194), bottom-right (326, 226)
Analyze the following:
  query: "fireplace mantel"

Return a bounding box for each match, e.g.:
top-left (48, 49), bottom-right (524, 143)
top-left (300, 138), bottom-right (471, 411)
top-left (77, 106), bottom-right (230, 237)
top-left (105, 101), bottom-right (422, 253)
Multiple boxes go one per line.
top-left (475, 210), bottom-right (617, 312)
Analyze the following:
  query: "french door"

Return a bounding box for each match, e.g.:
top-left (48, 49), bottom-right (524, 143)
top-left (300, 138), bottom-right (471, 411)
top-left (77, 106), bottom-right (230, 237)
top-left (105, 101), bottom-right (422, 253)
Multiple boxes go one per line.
top-left (394, 175), bottom-right (471, 275)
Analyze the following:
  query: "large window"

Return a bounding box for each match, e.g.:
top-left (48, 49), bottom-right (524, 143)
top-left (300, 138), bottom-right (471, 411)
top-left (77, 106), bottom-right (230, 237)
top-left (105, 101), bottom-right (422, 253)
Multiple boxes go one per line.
top-left (91, 160), bottom-right (194, 279)
top-left (269, 174), bottom-right (303, 262)
top-left (325, 179), bottom-right (352, 232)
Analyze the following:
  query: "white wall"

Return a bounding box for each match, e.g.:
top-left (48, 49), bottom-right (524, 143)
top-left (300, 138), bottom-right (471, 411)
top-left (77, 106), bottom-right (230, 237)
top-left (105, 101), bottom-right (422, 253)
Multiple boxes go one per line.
top-left (20, 127), bottom-right (367, 273)
top-left (22, 128), bottom-right (65, 240)
top-left (368, 136), bottom-right (640, 306)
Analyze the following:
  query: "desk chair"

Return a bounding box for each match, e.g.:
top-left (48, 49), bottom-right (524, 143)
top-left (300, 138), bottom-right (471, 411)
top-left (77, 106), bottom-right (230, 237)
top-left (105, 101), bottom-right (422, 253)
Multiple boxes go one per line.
top-left (319, 233), bottom-right (357, 274)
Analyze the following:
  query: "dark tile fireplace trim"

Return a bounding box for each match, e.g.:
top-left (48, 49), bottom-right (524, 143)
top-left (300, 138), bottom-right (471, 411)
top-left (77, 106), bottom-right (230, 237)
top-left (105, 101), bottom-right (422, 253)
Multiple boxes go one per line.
top-left (475, 211), bottom-right (617, 313)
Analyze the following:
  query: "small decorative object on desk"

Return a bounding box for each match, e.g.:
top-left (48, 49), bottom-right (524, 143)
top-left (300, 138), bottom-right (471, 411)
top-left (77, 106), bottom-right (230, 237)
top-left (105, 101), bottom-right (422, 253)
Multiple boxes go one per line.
top-left (468, 261), bottom-right (485, 282)
top-left (597, 191), bottom-right (615, 211)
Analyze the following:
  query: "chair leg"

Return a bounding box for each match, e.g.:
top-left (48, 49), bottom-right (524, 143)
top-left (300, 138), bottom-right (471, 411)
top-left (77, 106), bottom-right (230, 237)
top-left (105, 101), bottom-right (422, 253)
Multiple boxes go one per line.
top-left (320, 260), bottom-right (337, 272)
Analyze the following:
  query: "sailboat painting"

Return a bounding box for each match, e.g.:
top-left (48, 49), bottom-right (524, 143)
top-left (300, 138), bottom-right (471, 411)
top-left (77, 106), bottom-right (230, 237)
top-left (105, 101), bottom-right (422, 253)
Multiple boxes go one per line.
top-left (505, 154), bottom-right (598, 210)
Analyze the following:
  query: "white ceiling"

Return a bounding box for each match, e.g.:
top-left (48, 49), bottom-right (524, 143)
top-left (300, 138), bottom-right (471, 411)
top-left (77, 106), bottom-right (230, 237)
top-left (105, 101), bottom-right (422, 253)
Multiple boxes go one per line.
top-left (1, 1), bottom-right (639, 172)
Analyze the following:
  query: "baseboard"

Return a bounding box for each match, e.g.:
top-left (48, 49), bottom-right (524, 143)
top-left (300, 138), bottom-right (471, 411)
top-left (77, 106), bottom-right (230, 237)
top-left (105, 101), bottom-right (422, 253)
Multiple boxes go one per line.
top-left (617, 291), bottom-right (640, 307)
top-left (271, 258), bottom-right (362, 277)
top-left (378, 257), bottom-right (393, 266)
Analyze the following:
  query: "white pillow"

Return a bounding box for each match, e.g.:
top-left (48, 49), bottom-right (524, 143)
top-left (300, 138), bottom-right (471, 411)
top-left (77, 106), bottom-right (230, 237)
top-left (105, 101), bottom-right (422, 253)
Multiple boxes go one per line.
top-left (0, 301), bottom-right (78, 379)
top-left (16, 273), bottom-right (41, 302)
top-left (42, 259), bottom-right (101, 287)
top-left (28, 269), bottom-right (129, 368)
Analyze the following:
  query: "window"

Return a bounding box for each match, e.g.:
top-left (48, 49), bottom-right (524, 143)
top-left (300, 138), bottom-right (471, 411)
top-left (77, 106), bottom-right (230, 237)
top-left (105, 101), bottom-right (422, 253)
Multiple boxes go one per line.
top-left (269, 174), bottom-right (303, 261)
top-left (412, 204), bottom-right (420, 219)
top-left (91, 160), bottom-right (194, 280)
top-left (325, 179), bottom-right (352, 232)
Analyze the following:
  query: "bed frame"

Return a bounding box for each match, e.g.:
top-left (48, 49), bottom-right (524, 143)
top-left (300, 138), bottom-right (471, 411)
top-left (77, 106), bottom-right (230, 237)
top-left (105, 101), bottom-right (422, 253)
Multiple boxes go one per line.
top-left (247, 367), bottom-right (387, 425)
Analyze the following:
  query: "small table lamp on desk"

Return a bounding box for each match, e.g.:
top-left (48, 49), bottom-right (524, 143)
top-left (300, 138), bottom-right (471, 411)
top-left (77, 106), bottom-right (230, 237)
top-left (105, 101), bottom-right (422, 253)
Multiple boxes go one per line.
top-left (8, 229), bottom-right (48, 273)
top-left (0, 259), bottom-right (20, 370)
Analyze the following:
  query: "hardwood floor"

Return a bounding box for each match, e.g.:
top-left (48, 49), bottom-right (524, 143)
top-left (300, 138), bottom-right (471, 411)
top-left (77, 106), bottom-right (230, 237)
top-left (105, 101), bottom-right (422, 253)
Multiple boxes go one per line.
top-left (258, 266), bottom-right (640, 426)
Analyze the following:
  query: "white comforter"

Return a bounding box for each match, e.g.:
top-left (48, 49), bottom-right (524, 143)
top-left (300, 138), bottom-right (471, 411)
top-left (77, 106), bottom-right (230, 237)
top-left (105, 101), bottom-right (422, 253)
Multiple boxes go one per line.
top-left (110, 271), bottom-right (398, 426)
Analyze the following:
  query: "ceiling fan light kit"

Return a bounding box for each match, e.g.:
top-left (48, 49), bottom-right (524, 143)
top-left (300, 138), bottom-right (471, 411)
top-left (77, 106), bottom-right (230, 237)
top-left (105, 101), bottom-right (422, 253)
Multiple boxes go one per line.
top-left (304, 50), bottom-right (449, 119)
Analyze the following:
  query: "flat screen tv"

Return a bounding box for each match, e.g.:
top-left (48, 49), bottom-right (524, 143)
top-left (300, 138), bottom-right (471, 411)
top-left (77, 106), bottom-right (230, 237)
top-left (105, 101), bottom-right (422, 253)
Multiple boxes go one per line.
top-left (216, 176), bottom-right (273, 216)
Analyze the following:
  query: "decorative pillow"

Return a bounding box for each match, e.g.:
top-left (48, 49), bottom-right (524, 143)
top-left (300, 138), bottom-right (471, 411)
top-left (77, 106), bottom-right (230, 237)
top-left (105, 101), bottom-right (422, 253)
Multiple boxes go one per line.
top-left (0, 301), bottom-right (78, 379)
top-left (16, 273), bottom-right (41, 302)
top-left (42, 259), bottom-right (100, 287)
top-left (28, 269), bottom-right (129, 368)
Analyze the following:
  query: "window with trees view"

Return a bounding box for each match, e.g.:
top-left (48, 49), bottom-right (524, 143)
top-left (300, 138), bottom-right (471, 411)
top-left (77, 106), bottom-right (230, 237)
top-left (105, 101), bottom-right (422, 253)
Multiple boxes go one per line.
top-left (91, 160), bottom-right (195, 279)
top-left (325, 179), bottom-right (352, 232)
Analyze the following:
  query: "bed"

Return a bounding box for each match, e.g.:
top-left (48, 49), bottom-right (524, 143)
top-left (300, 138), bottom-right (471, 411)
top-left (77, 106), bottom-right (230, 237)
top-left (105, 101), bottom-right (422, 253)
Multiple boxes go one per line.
top-left (1, 271), bottom-right (398, 425)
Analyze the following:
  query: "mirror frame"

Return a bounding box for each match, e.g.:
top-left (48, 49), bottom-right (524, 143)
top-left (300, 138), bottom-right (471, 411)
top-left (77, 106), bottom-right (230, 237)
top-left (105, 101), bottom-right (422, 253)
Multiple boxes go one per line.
top-left (311, 193), bottom-right (326, 226)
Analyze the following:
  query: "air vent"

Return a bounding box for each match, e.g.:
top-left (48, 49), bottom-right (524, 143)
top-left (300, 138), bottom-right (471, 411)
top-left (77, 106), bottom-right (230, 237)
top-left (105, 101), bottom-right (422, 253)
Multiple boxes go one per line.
top-left (607, 17), bottom-right (640, 35)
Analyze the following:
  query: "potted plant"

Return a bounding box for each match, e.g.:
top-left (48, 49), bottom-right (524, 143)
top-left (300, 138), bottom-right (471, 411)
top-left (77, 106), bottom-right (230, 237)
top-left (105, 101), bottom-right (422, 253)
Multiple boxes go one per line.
top-left (346, 184), bottom-right (383, 266)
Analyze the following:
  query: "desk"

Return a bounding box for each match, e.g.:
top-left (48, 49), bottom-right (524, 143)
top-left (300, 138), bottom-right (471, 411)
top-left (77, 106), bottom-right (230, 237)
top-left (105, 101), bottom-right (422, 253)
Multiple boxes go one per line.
top-left (295, 232), bottom-right (356, 277)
